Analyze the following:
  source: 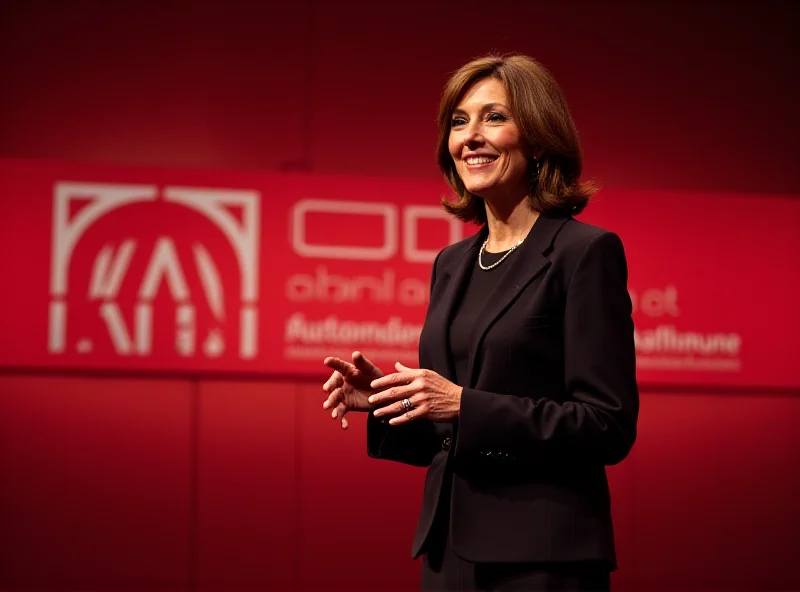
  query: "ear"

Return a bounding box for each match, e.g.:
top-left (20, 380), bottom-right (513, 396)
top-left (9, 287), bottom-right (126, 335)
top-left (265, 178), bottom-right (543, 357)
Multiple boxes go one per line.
top-left (524, 140), bottom-right (543, 162)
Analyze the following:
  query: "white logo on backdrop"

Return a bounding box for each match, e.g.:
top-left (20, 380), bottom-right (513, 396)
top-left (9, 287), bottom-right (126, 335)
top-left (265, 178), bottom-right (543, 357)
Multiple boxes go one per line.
top-left (283, 198), bottom-right (464, 363)
top-left (291, 199), bottom-right (463, 262)
top-left (48, 182), bottom-right (261, 359)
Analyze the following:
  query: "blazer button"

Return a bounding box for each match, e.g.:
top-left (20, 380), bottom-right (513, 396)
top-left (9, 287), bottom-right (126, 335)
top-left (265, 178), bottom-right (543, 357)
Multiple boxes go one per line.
top-left (442, 437), bottom-right (451, 451)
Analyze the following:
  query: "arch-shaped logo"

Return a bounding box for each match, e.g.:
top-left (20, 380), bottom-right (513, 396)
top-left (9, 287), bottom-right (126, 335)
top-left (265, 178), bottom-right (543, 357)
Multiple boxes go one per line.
top-left (48, 182), bottom-right (261, 359)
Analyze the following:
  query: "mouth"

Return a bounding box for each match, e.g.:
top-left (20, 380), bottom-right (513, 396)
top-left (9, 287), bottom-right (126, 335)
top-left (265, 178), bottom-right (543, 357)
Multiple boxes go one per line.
top-left (463, 154), bottom-right (499, 169)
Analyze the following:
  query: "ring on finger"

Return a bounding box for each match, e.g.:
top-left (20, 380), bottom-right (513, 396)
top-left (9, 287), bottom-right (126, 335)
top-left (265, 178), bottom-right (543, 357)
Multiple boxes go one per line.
top-left (401, 398), bottom-right (412, 412)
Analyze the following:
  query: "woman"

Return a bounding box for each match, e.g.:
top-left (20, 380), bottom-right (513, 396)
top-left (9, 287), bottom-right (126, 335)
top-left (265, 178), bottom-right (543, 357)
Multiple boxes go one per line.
top-left (322, 54), bottom-right (639, 592)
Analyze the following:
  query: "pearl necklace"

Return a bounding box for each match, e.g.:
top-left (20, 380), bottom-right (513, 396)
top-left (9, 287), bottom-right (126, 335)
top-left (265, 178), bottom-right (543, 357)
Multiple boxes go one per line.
top-left (478, 238), bottom-right (524, 270)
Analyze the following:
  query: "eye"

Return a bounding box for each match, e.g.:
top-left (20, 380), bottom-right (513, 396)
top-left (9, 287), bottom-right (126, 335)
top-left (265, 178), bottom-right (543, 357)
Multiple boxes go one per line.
top-left (487, 112), bottom-right (507, 122)
top-left (451, 115), bottom-right (467, 128)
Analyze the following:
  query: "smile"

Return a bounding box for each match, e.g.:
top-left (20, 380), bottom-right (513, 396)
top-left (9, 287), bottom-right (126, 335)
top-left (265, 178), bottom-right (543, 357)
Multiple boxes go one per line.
top-left (464, 155), bottom-right (498, 166)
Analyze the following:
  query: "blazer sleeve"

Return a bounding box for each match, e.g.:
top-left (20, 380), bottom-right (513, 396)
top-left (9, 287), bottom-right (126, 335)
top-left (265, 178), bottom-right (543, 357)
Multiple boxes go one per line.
top-left (454, 231), bottom-right (639, 467)
top-left (365, 251), bottom-right (442, 468)
top-left (366, 412), bottom-right (437, 467)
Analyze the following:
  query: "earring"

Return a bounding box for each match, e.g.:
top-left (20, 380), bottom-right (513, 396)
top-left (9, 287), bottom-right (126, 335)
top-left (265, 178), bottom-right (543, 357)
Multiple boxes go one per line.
top-left (530, 159), bottom-right (541, 181)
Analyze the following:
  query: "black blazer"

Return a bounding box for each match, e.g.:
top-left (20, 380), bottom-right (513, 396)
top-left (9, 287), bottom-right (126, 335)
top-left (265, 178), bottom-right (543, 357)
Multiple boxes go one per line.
top-left (367, 212), bottom-right (639, 569)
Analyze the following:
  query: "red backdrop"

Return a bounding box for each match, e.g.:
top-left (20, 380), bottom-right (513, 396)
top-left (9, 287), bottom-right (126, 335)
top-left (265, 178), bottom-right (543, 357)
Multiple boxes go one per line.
top-left (1, 2), bottom-right (799, 591)
top-left (2, 159), bottom-right (798, 389)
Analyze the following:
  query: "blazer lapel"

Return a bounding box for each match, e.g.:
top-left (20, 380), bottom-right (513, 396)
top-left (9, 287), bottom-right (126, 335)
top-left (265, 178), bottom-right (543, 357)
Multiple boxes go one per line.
top-left (425, 228), bottom-right (485, 382)
top-left (466, 213), bottom-right (570, 387)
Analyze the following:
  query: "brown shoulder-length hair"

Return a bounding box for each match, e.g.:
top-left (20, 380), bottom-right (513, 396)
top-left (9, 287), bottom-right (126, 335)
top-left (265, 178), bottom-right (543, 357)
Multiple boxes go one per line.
top-left (438, 54), bottom-right (596, 223)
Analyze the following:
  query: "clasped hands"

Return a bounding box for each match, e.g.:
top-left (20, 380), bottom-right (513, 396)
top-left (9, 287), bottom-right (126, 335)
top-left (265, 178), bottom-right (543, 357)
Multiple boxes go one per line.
top-left (322, 351), bottom-right (463, 429)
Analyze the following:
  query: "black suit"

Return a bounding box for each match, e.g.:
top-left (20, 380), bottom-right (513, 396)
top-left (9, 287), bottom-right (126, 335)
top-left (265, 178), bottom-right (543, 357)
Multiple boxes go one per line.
top-left (367, 212), bottom-right (639, 571)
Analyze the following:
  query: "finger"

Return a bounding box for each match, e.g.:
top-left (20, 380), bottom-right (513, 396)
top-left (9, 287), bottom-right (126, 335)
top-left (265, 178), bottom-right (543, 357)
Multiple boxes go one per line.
top-left (370, 384), bottom-right (417, 409)
top-left (352, 351), bottom-right (382, 379)
top-left (324, 357), bottom-right (356, 377)
top-left (323, 387), bottom-right (344, 410)
top-left (395, 362), bottom-right (415, 372)
top-left (370, 371), bottom-right (412, 390)
top-left (333, 400), bottom-right (346, 419)
top-left (334, 402), bottom-right (350, 429)
top-left (389, 403), bottom-right (426, 426)
top-left (322, 370), bottom-right (343, 393)
top-left (372, 392), bottom-right (419, 418)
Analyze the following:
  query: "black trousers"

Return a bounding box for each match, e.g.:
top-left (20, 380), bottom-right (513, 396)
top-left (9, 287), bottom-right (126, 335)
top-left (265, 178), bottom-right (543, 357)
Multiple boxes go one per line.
top-left (420, 491), bottom-right (611, 592)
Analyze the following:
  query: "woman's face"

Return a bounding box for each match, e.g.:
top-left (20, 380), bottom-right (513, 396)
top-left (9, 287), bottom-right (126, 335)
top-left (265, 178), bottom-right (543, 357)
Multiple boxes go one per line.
top-left (448, 77), bottom-right (530, 202)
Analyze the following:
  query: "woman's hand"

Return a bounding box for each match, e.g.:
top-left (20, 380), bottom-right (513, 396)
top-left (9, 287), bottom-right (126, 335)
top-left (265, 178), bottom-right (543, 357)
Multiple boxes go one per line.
top-left (322, 351), bottom-right (384, 429)
top-left (369, 362), bottom-right (463, 425)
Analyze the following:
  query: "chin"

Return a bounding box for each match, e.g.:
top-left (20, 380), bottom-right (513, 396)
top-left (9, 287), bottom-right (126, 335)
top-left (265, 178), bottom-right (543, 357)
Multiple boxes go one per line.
top-left (462, 178), bottom-right (495, 195)
top-left (464, 183), bottom-right (499, 199)
top-left (463, 177), bottom-right (527, 202)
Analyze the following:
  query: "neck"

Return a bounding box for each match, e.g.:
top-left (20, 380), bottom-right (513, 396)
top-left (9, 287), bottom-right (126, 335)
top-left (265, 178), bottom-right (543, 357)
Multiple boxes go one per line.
top-left (484, 195), bottom-right (540, 252)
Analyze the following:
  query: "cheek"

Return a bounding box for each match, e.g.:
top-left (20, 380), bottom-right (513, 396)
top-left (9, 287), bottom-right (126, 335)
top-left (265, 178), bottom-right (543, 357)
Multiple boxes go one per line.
top-left (447, 135), bottom-right (462, 161)
top-left (492, 127), bottom-right (523, 152)
top-left (495, 136), bottom-right (527, 171)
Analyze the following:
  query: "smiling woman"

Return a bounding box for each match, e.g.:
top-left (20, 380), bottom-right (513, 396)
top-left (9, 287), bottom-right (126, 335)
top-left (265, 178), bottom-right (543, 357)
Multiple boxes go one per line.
top-left (438, 54), bottom-right (595, 224)
top-left (321, 53), bottom-right (639, 592)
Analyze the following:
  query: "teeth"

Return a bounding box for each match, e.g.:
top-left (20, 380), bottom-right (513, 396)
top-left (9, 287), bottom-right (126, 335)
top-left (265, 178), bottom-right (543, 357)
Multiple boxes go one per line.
top-left (465, 156), bottom-right (496, 165)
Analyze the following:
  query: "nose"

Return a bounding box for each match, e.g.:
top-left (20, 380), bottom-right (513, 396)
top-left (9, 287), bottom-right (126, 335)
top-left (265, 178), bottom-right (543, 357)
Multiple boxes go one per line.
top-left (463, 125), bottom-right (484, 149)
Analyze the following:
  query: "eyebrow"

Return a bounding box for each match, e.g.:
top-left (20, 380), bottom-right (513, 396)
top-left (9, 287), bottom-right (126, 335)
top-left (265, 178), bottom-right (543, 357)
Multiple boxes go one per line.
top-left (452, 102), bottom-right (511, 115)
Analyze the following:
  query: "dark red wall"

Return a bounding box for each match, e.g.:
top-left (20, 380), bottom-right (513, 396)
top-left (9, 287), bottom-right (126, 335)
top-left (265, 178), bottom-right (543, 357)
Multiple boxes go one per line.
top-left (3, 1), bottom-right (799, 194)
top-left (1, 1), bottom-right (798, 590)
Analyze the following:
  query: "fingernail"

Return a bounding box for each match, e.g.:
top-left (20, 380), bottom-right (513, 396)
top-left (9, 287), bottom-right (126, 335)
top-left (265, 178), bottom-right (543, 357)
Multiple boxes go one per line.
top-left (368, 396), bottom-right (376, 404)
